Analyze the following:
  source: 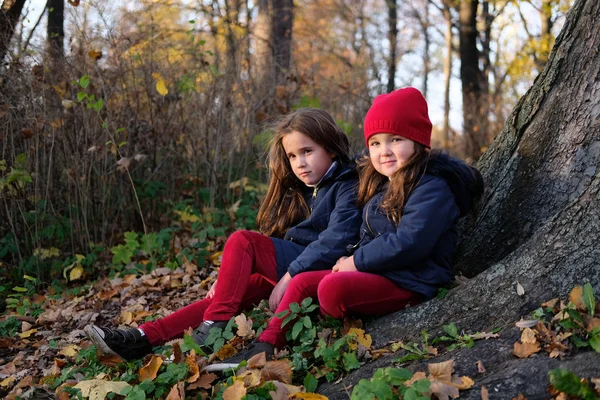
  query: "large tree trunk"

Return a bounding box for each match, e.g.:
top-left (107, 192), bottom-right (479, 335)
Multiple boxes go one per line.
top-left (320, 0), bottom-right (600, 397)
top-left (0, 0), bottom-right (26, 63)
top-left (271, 0), bottom-right (293, 85)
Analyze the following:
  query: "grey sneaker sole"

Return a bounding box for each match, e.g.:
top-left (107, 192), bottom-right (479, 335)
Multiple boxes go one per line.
top-left (84, 325), bottom-right (124, 360)
top-left (203, 363), bottom-right (241, 372)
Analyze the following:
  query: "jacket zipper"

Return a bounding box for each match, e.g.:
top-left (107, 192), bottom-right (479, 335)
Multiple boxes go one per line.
top-left (310, 187), bottom-right (319, 212)
top-left (365, 204), bottom-right (376, 236)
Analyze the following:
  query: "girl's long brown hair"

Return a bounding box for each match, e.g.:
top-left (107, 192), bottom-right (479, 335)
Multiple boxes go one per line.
top-left (358, 143), bottom-right (430, 225)
top-left (257, 108), bottom-right (351, 238)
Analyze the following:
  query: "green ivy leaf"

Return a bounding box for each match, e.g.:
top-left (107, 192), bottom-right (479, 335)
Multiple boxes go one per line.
top-left (292, 321), bottom-right (303, 340)
top-left (549, 369), bottom-right (597, 399)
top-left (442, 322), bottom-right (459, 338)
top-left (583, 283), bottom-right (596, 316)
top-left (301, 297), bottom-right (313, 308)
top-left (589, 335), bottom-right (600, 353)
top-left (342, 352), bottom-right (361, 372)
top-left (303, 373), bottom-right (318, 393)
top-left (79, 75), bottom-right (90, 89)
top-left (289, 302), bottom-right (300, 314)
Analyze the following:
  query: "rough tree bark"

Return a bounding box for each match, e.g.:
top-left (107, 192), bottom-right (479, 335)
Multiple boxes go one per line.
top-left (320, 0), bottom-right (600, 397)
top-left (0, 0), bottom-right (26, 63)
top-left (46, 0), bottom-right (65, 62)
top-left (387, 0), bottom-right (398, 93)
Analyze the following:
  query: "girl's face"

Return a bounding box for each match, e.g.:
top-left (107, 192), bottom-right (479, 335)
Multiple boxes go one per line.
top-left (368, 133), bottom-right (416, 177)
top-left (282, 130), bottom-right (334, 186)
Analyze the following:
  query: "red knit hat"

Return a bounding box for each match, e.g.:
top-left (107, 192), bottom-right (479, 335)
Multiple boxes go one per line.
top-left (363, 87), bottom-right (432, 148)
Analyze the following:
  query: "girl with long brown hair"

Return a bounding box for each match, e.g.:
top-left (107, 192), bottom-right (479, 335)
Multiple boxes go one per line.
top-left (84, 108), bottom-right (362, 361)
top-left (214, 87), bottom-right (484, 364)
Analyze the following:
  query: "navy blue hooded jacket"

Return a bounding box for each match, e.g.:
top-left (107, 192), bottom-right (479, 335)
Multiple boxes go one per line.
top-left (351, 152), bottom-right (483, 298)
top-left (272, 162), bottom-right (361, 278)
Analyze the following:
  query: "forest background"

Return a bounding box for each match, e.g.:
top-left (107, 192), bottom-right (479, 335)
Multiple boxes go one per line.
top-left (3, 0), bottom-right (598, 399)
top-left (0, 0), bottom-right (572, 288)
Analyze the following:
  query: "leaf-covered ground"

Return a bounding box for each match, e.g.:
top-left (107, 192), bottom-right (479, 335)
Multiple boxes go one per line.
top-left (1, 226), bottom-right (600, 400)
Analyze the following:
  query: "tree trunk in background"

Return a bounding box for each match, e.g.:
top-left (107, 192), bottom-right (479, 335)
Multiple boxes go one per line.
top-left (458, 0), bottom-right (484, 161)
top-left (0, 0), bottom-right (26, 63)
top-left (442, 3), bottom-right (453, 150)
top-left (254, 0), bottom-right (272, 90)
top-left (271, 0), bottom-right (293, 85)
top-left (46, 0), bottom-right (65, 63)
top-left (421, 1), bottom-right (430, 98)
top-left (387, 0), bottom-right (398, 93)
top-left (320, 0), bottom-right (600, 397)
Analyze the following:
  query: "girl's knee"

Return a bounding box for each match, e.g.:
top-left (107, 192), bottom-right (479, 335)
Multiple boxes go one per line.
top-left (226, 230), bottom-right (252, 249)
top-left (317, 274), bottom-right (347, 318)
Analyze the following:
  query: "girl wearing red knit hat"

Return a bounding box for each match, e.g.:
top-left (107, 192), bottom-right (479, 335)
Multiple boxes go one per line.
top-left (213, 87), bottom-right (484, 366)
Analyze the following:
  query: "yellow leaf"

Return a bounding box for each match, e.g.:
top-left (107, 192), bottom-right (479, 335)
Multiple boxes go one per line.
top-left (0, 376), bottom-right (16, 387)
top-left (59, 344), bottom-right (79, 357)
top-left (152, 73), bottom-right (169, 96)
top-left (73, 379), bottom-right (131, 400)
top-left (139, 355), bottom-right (163, 381)
top-left (120, 311), bottom-right (133, 325)
top-left (50, 118), bottom-right (65, 129)
top-left (215, 343), bottom-right (237, 360)
top-left (235, 314), bottom-right (255, 338)
top-left (222, 380), bottom-right (246, 400)
top-left (88, 50), bottom-right (102, 60)
top-left (289, 394), bottom-right (329, 399)
top-left (210, 251), bottom-right (223, 266)
top-left (513, 341), bottom-right (541, 358)
top-left (240, 369), bottom-right (261, 388)
top-left (68, 0), bottom-right (81, 6)
top-left (69, 265), bottom-right (84, 281)
top-left (452, 375), bottom-right (475, 390)
top-left (347, 328), bottom-right (372, 350)
top-left (18, 329), bottom-right (38, 339)
top-left (569, 286), bottom-right (586, 310)
top-left (520, 328), bottom-right (537, 344)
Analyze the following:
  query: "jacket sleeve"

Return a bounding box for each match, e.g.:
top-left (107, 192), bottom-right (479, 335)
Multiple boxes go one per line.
top-left (353, 177), bottom-right (459, 273)
top-left (287, 182), bottom-right (362, 276)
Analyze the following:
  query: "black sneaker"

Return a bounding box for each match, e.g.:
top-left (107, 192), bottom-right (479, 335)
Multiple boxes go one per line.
top-left (191, 320), bottom-right (228, 346)
top-left (203, 341), bottom-right (275, 372)
top-left (84, 325), bottom-right (152, 361)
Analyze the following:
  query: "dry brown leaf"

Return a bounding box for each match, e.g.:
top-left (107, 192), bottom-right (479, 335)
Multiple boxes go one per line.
top-left (98, 288), bottom-right (119, 301)
top-left (513, 341), bottom-right (541, 358)
top-left (520, 328), bottom-right (538, 344)
top-left (222, 380), bottom-right (246, 400)
top-left (188, 373), bottom-right (218, 390)
top-left (426, 346), bottom-right (439, 356)
top-left (182, 255), bottom-right (198, 275)
top-left (406, 371), bottom-right (427, 387)
top-left (166, 381), bottom-right (185, 400)
top-left (541, 298), bottom-right (559, 309)
top-left (556, 393), bottom-right (569, 400)
top-left (173, 342), bottom-right (184, 364)
top-left (428, 359), bottom-right (454, 383)
top-left (512, 393), bottom-right (528, 400)
top-left (429, 380), bottom-right (460, 400)
top-left (481, 386), bottom-right (489, 400)
top-left (55, 382), bottom-right (77, 400)
top-left (247, 351), bottom-right (267, 368)
top-left (235, 314), bottom-right (255, 338)
top-left (116, 157), bottom-right (131, 173)
top-left (549, 349), bottom-right (564, 358)
top-left (0, 361), bottom-right (17, 375)
top-left (68, 0), bottom-right (80, 6)
top-left (452, 375), bottom-right (475, 390)
top-left (270, 381), bottom-right (303, 400)
top-left (476, 360), bottom-right (486, 373)
top-left (341, 318), bottom-right (363, 336)
top-left (471, 332), bottom-right (500, 340)
top-left (0, 376), bottom-right (16, 388)
top-left (587, 317), bottom-right (600, 332)
top-left (186, 351), bottom-right (200, 383)
top-left (261, 360), bottom-right (293, 384)
top-left (215, 344), bottom-right (237, 360)
top-left (98, 354), bottom-right (122, 367)
top-left (515, 319), bottom-right (539, 329)
top-left (88, 49), bottom-right (102, 60)
top-left (569, 286), bottom-right (586, 310)
top-left (139, 355), bottom-right (163, 381)
top-left (74, 379), bottom-right (131, 400)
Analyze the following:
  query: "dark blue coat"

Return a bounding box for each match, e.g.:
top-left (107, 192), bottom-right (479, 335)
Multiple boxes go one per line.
top-left (352, 152), bottom-right (483, 298)
top-left (272, 162), bottom-right (361, 278)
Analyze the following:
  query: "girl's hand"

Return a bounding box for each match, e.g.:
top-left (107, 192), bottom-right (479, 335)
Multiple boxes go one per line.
top-left (335, 256), bottom-right (348, 265)
top-left (269, 272), bottom-right (292, 311)
top-left (332, 256), bottom-right (357, 273)
top-left (207, 279), bottom-right (217, 298)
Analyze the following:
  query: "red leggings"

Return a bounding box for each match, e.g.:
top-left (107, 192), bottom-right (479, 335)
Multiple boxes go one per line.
top-left (140, 231), bottom-right (278, 345)
top-left (259, 270), bottom-right (423, 348)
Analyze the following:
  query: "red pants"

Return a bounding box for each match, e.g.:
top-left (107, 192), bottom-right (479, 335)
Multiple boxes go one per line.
top-left (258, 270), bottom-right (423, 348)
top-left (140, 231), bottom-right (278, 345)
